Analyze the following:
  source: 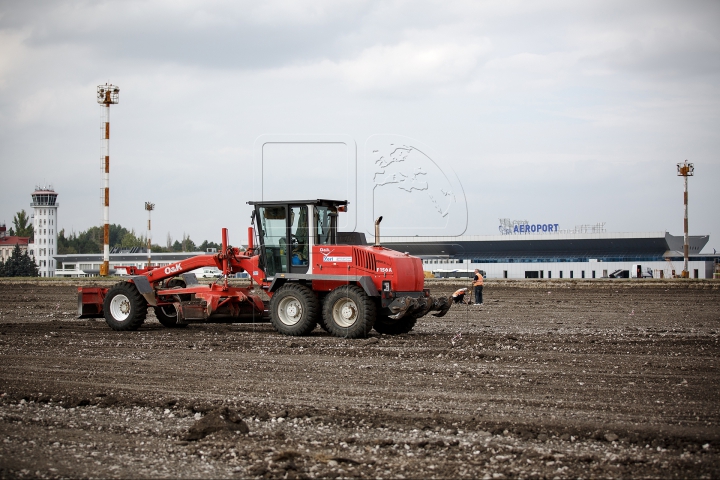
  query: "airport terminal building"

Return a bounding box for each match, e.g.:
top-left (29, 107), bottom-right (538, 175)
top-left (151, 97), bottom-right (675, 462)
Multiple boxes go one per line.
top-left (384, 231), bottom-right (717, 279)
top-left (53, 231), bottom-right (717, 280)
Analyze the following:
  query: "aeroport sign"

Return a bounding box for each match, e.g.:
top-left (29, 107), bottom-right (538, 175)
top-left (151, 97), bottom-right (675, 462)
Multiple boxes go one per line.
top-left (499, 218), bottom-right (559, 235)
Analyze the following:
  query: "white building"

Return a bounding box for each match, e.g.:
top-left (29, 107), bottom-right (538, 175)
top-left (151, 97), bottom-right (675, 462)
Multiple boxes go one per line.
top-left (30, 186), bottom-right (59, 277)
top-left (0, 224), bottom-right (30, 262)
top-left (384, 231), bottom-right (717, 279)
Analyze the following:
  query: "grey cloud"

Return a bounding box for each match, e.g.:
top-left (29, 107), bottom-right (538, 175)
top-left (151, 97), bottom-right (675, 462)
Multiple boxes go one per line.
top-left (0, 1), bottom-right (374, 69)
top-left (1, 0), bottom-right (719, 251)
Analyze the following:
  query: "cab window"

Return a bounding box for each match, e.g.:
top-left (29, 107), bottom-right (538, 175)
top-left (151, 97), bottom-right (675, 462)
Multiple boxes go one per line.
top-left (259, 206), bottom-right (287, 276)
top-left (290, 206), bottom-right (309, 267)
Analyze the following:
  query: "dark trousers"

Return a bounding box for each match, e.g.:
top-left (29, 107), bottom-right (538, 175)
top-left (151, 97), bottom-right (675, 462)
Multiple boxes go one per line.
top-left (474, 285), bottom-right (483, 304)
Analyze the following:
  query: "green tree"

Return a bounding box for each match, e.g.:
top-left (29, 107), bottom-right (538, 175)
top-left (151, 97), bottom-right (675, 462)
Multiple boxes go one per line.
top-left (57, 229), bottom-right (77, 255)
top-left (121, 229), bottom-right (146, 249)
top-left (59, 228), bottom-right (100, 254)
top-left (181, 233), bottom-right (196, 252)
top-left (12, 210), bottom-right (34, 238)
top-left (19, 249), bottom-right (39, 276)
top-left (199, 240), bottom-right (221, 252)
top-left (1, 244), bottom-right (38, 277)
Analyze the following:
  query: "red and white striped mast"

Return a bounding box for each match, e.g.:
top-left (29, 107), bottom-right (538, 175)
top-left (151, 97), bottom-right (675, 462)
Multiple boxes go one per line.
top-left (145, 202), bottom-right (155, 268)
top-left (676, 160), bottom-right (694, 278)
top-left (97, 84), bottom-right (119, 276)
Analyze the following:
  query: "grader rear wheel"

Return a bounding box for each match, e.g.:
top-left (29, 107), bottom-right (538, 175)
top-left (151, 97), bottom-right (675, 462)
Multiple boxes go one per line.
top-left (322, 285), bottom-right (375, 339)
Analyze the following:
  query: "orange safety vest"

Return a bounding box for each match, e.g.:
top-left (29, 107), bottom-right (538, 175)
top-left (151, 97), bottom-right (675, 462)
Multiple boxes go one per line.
top-left (473, 273), bottom-right (484, 286)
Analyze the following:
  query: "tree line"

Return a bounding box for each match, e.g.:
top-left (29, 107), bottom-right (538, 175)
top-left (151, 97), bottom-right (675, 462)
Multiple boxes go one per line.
top-left (1, 208), bottom-right (221, 276)
top-left (57, 225), bottom-right (220, 255)
top-left (5, 209), bottom-right (220, 254)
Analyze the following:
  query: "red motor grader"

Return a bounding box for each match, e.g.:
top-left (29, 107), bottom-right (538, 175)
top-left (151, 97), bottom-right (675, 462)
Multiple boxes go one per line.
top-left (78, 199), bottom-right (450, 338)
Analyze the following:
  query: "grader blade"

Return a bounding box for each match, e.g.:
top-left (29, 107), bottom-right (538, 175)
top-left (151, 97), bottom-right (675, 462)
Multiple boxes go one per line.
top-left (388, 295), bottom-right (452, 320)
top-left (430, 296), bottom-right (451, 317)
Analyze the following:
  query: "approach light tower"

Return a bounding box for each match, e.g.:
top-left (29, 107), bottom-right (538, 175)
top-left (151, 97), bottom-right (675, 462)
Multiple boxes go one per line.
top-left (97, 83), bottom-right (119, 276)
top-left (677, 160), bottom-right (694, 278)
top-left (145, 202), bottom-right (155, 268)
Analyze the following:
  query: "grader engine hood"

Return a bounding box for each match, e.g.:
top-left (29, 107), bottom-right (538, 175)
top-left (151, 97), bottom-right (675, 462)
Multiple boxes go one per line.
top-left (311, 244), bottom-right (450, 320)
top-left (313, 245), bottom-right (423, 290)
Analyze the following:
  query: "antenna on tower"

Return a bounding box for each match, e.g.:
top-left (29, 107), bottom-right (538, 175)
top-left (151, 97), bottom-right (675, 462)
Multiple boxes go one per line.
top-left (97, 83), bottom-right (120, 276)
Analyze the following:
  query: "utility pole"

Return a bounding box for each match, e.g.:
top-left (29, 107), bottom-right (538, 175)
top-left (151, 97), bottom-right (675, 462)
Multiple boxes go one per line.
top-left (676, 160), bottom-right (694, 278)
top-left (145, 202), bottom-right (155, 268)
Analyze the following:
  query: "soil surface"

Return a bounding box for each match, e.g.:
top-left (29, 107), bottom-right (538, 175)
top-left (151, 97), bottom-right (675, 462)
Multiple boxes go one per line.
top-left (0, 278), bottom-right (719, 479)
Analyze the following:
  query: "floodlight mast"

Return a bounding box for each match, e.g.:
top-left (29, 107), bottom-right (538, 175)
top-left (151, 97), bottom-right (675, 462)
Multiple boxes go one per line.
top-left (97, 84), bottom-right (119, 276)
top-left (145, 202), bottom-right (155, 268)
top-left (676, 160), bottom-right (694, 278)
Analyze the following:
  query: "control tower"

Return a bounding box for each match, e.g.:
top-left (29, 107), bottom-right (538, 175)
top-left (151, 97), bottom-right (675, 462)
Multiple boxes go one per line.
top-left (31, 186), bottom-right (59, 277)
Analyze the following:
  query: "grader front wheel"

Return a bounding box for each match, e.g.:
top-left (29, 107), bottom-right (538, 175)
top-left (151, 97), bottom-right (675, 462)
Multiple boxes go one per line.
top-left (103, 282), bottom-right (147, 331)
top-left (269, 283), bottom-right (319, 336)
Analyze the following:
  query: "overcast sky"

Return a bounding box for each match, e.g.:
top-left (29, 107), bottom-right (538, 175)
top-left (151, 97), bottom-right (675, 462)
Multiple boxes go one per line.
top-left (1, 0), bottom-right (718, 251)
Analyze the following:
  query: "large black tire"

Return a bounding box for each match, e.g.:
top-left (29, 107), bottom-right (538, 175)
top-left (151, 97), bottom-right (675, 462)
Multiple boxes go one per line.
top-left (373, 314), bottom-right (417, 335)
top-left (103, 282), bottom-right (147, 331)
top-left (269, 283), bottom-right (319, 336)
top-left (316, 293), bottom-right (331, 333)
top-left (322, 285), bottom-right (376, 339)
top-left (154, 278), bottom-right (188, 328)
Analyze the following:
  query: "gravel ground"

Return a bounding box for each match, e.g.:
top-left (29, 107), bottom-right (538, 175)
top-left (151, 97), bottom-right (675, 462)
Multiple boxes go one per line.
top-left (0, 278), bottom-right (718, 479)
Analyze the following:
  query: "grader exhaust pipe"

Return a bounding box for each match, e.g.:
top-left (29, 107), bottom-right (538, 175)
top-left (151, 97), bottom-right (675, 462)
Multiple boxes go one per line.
top-left (374, 216), bottom-right (383, 247)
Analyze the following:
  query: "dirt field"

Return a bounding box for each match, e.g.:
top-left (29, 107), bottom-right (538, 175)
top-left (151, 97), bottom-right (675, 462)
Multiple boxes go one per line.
top-left (0, 278), bottom-right (719, 479)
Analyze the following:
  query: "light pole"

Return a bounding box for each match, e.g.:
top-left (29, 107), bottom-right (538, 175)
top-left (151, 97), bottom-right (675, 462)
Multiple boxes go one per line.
top-left (676, 160), bottom-right (694, 278)
top-left (97, 84), bottom-right (119, 276)
top-left (145, 202), bottom-right (155, 268)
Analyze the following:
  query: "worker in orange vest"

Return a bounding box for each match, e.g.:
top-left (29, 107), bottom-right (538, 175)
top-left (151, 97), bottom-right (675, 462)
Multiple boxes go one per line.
top-left (472, 269), bottom-right (484, 305)
top-left (452, 287), bottom-right (468, 304)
